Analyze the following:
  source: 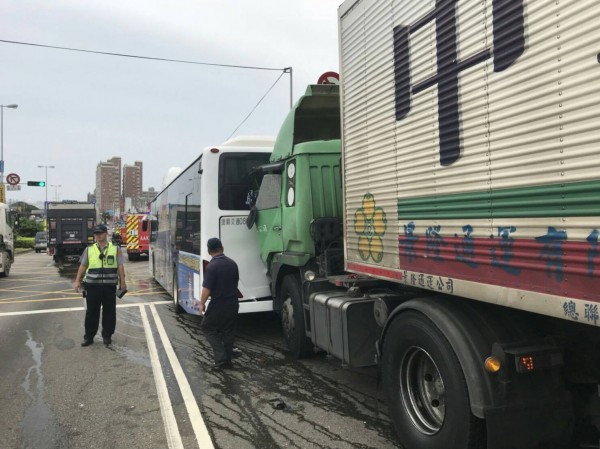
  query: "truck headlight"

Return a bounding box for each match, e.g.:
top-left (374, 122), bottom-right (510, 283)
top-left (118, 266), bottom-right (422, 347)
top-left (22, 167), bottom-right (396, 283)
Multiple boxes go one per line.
top-left (304, 270), bottom-right (316, 281)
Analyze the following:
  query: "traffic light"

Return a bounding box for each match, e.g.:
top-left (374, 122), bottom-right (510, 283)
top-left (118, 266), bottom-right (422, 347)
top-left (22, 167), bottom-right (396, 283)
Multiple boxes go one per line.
top-left (27, 181), bottom-right (46, 187)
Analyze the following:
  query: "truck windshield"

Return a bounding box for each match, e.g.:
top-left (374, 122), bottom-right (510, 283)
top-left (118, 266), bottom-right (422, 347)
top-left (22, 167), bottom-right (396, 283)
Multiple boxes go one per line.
top-left (255, 174), bottom-right (282, 210)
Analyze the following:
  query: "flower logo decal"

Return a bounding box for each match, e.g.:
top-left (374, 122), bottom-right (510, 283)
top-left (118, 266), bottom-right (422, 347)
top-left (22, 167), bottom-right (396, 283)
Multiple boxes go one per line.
top-left (354, 193), bottom-right (387, 262)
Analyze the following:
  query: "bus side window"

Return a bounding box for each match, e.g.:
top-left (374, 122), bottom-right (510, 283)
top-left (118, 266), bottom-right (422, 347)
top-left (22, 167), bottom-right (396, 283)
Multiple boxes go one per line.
top-left (150, 218), bottom-right (158, 243)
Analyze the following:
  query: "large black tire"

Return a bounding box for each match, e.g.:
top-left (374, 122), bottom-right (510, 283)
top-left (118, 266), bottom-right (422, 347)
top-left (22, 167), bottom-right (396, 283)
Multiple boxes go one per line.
top-left (279, 275), bottom-right (313, 358)
top-left (173, 272), bottom-right (183, 314)
top-left (0, 250), bottom-right (10, 277)
top-left (381, 311), bottom-right (485, 449)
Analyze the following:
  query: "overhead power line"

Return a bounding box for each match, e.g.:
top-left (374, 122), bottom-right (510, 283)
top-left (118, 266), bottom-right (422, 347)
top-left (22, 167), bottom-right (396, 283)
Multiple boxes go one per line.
top-left (0, 38), bottom-right (295, 137)
top-left (0, 38), bottom-right (284, 71)
top-left (227, 71), bottom-right (287, 141)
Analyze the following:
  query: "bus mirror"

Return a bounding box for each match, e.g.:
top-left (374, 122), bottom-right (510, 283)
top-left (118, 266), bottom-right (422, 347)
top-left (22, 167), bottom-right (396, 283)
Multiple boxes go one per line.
top-left (246, 207), bottom-right (257, 230)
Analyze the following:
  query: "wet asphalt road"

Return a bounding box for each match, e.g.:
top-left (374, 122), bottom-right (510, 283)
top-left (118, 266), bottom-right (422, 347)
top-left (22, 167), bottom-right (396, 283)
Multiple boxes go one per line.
top-left (0, 250), bottom-right (402, 449)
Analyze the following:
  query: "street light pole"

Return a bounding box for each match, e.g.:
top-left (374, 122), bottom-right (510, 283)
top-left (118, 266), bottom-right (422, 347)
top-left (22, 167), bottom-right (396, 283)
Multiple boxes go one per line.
top-left (38, 165), bottom-right (55, 214)
top-left (0, 104), bottom-right (19, 185)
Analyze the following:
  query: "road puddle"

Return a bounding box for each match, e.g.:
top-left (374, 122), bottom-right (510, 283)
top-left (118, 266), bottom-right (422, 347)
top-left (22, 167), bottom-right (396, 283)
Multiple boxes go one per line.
top-left (21, 330), bottom-right (69, 449)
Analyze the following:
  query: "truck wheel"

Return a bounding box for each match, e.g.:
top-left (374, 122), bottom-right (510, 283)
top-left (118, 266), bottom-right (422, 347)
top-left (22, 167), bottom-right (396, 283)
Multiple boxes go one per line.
top-left (280, 275), bottom-right (313, 358)
top-left (0, 251), bottom-right (10, 277)
top-left (381, 311), bottom-right (484, 449)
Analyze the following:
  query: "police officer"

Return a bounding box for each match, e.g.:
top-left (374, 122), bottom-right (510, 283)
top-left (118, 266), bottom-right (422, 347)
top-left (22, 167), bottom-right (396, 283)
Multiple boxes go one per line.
top-left (200, 237), bottom-right (240, 370)
top-left (74, 224), bottom-right (127, 347)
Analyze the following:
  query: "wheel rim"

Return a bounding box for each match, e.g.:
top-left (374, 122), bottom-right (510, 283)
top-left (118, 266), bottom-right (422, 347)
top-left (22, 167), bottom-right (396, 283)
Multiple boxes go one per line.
top-left (399, 346), bottom-right (446, 435)
top-left (281, 296), bottom-right (295, 339)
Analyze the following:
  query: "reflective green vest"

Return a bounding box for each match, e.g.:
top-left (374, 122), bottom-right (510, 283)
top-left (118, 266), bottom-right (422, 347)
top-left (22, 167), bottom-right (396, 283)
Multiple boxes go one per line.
top-left (85, 243), bottom-right (119, 285)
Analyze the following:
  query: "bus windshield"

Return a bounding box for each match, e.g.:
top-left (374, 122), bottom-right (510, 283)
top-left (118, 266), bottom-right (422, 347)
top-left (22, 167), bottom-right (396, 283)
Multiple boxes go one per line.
top-left (218, 153), bottom-right (271, 210)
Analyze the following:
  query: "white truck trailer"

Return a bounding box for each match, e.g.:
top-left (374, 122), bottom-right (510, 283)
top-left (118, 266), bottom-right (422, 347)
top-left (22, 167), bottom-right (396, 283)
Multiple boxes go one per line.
top-left (0, 202), bottom-right (14, 277)
top-left (334, 1), bottom-right (598, 447)
top-left (248, 1), bottom-right (598, 447)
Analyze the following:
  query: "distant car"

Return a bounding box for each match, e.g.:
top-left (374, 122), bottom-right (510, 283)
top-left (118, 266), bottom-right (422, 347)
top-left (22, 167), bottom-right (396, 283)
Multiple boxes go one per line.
top-left (34, 231), bottom-right (48, 253)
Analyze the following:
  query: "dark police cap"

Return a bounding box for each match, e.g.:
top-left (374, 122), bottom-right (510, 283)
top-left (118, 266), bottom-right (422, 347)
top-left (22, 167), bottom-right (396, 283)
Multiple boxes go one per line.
top-left (207, 237), bottom-right (223, 251)
top-left (92, 224), bottom-right (108, 234)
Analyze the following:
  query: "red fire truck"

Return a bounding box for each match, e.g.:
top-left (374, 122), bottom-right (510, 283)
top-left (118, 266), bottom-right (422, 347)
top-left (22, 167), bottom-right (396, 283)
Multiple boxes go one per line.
top-left (125, 214), bottom-right (149, 261)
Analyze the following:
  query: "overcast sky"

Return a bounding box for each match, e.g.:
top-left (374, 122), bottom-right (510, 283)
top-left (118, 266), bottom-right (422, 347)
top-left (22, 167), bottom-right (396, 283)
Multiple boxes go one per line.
top-left (0, 0), bottom-right (342, 207)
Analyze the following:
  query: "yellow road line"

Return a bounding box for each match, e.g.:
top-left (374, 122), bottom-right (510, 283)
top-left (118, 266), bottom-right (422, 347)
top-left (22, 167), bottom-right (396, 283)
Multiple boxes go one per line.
top-left (0, 301), bottom-right (172, 317)
top-left (0, 291), bottom-right (170, 305)
top-left (2, 279), bottom-right (71, 283)
top-left (0, 282), bottom-right (73, 293)
top-left (0, 291), bottom-right (77, 301)
top-left (0, 291), bottom-right (80, 300)
top-left (0, 287), bottom-right (165, 299)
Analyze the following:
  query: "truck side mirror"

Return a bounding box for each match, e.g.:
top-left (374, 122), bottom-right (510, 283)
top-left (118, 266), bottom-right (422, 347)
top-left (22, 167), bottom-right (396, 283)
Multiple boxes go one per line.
top-left (246, 207), bottom-right (257, 230)
top-left (141, 220), bottom-right (148, 232)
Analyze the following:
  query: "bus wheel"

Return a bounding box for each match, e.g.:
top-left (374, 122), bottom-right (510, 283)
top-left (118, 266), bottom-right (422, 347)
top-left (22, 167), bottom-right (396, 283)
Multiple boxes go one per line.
top-left (0, 251), bottom-right (10, 277)
top-left (173, 273), bottom-right (183, 313)
top-left (280, 275), bottom-right (313, 358)
top-left (381, 311), bottom-right (484, 449)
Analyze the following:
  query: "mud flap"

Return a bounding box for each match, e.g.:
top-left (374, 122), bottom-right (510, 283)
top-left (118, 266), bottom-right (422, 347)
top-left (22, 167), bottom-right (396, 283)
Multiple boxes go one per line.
top-left (485, 392), bottom-right (573, 449)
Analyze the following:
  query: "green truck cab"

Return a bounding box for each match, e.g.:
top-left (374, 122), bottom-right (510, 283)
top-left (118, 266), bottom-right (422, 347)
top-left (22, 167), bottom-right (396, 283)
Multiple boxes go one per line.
top-left (248, 84), bottom-right (343, 356)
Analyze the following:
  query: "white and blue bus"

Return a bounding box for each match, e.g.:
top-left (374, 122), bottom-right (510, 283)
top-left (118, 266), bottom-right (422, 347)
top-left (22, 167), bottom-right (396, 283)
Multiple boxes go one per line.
top-left (148, 136), bottom-right (274, 314)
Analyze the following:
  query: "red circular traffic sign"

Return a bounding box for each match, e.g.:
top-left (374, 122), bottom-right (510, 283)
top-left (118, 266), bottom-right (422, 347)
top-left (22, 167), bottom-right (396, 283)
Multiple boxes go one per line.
top-left (317, 71), bottom-right (339, 85)
top-left (6, 173), bottom-right (20, 185)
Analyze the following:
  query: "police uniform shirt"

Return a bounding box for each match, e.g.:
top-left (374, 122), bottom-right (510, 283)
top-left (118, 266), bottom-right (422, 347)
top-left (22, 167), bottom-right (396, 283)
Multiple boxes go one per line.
top-left (202, 254), bottom-right (239, 303)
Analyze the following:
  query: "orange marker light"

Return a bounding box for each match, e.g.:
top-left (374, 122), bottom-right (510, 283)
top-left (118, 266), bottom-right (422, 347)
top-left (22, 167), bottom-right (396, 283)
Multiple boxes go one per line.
top-left (484, 356), bottom-right (502, 373)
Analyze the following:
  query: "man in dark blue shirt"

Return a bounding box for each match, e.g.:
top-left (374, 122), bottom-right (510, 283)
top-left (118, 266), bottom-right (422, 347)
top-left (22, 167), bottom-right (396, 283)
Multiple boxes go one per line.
top-left (200, 237), bottom-right (240, 369)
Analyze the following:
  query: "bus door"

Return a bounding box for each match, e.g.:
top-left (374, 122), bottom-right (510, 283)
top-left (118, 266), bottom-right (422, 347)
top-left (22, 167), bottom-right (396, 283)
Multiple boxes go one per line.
top-left (220, 215), bottom-right (271, 300)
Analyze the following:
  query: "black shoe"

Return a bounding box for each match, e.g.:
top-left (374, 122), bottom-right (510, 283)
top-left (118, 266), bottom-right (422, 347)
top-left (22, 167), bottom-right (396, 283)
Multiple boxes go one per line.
top-left (81, 339), bottom-right (93, 347)
top-left (211, 361), bottom-right (233, 371)
top-left (103, 337), bottom-right (112, 345)
top-left (232, 347), bottom-right (242, 359)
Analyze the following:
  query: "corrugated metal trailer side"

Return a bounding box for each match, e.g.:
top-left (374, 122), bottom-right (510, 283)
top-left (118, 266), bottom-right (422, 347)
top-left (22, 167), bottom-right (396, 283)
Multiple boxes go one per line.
top-left (338, 1), bottom-right (600, 448)
top-left (340, 0), bottom-right (600, 327)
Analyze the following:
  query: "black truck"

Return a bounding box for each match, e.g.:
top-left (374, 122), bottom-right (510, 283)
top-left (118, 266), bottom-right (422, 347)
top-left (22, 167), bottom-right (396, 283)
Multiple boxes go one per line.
top-left (47, 201), bottom-right (96, 264)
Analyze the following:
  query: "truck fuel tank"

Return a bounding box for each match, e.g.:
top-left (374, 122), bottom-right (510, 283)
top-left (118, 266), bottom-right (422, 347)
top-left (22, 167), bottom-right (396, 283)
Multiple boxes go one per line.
top-left (309, 292), bottom-right (380, 368)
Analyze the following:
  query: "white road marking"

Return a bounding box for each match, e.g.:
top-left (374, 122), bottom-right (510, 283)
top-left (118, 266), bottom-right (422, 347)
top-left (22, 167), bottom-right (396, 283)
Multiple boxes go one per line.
top-left (2, 299), bottom-right (213, 448)
top-left (0, 301), bottom-right (171, 317)
top-left (140, 305), bottom-right (185, 449)
top-left (150, 303), bottom-right (215, 449)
